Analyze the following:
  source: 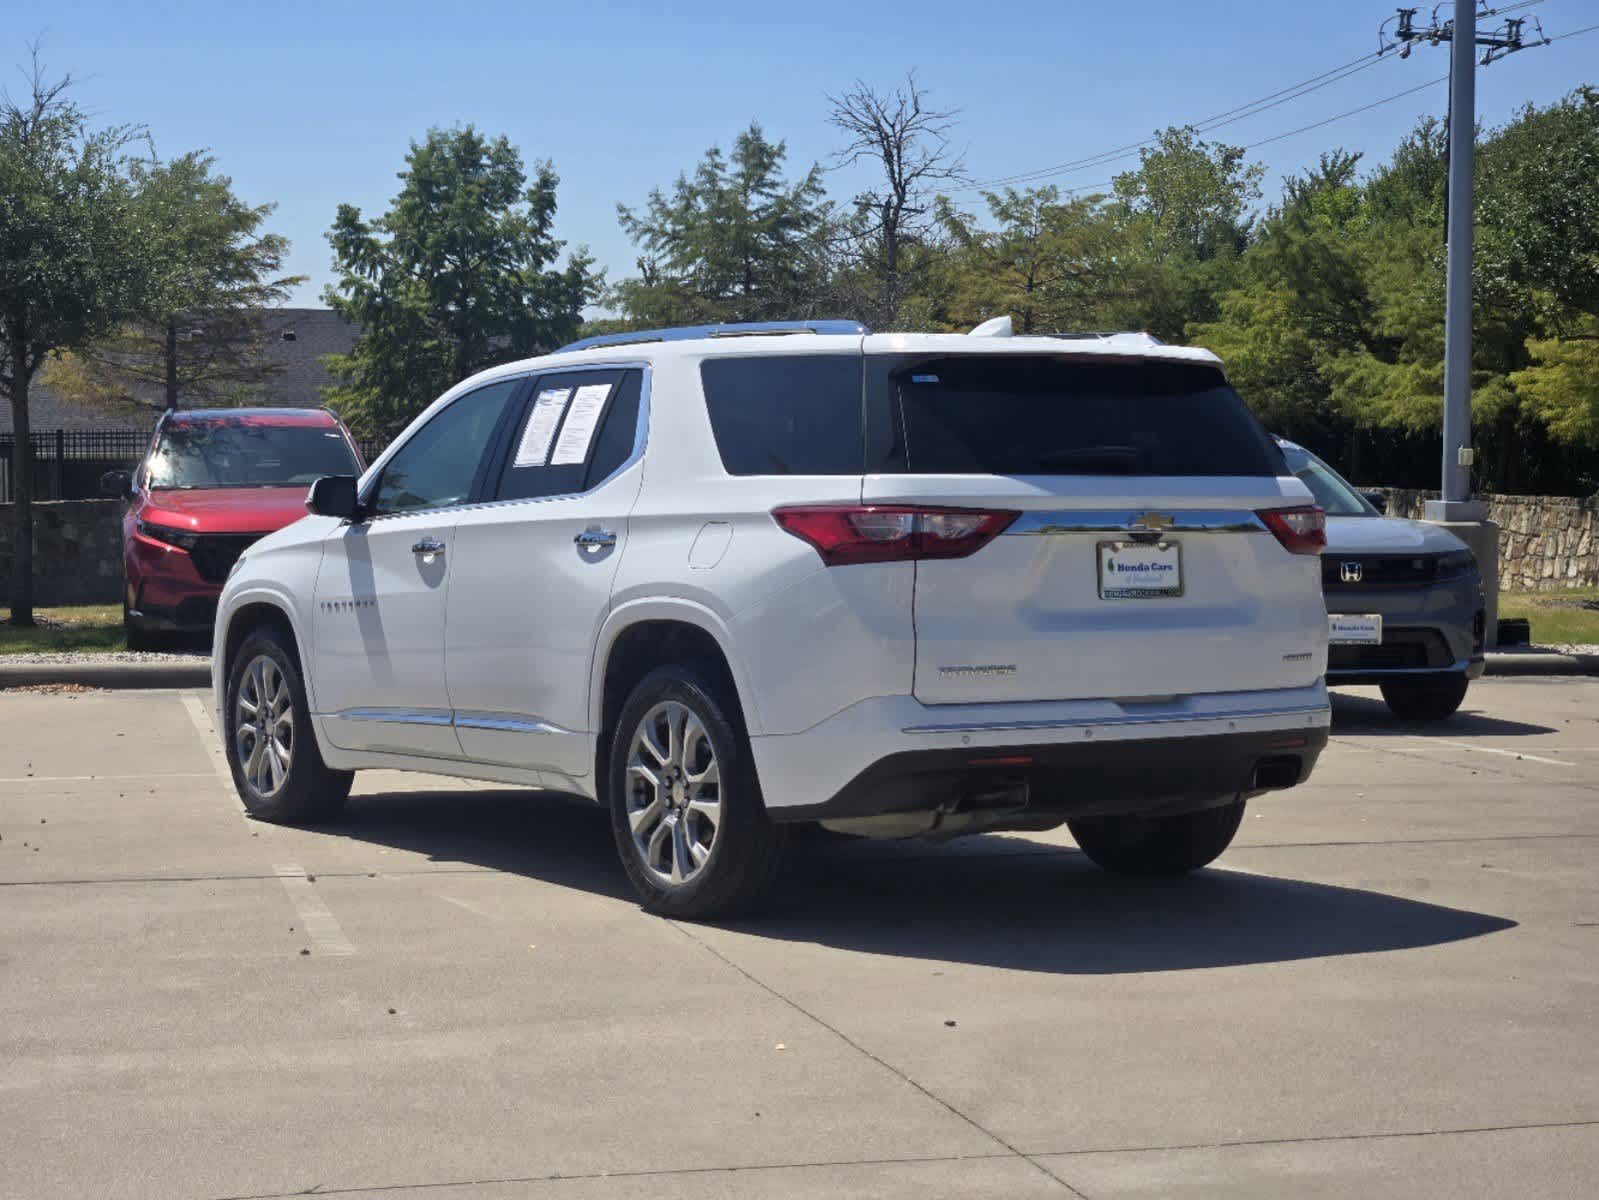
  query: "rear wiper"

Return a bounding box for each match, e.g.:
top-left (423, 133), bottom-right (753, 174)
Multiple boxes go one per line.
top-left (1036, 444), bottom-right (1141, 471)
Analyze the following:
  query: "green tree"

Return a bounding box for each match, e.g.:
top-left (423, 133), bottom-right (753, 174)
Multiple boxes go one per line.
top-left (0, 60), bottom-right (146, 626)
top-left (614, 124), bottom-right (833, 326)
top-left (323, 126), bottom-right (598, 438)
top-left (1190, 151), bottom-right (1375, 440)
top-left (1110, 126), bottom-right (1264, 339)
top-left (936, 186), bottom-right (1129, 334)
top-left (42, 151), bottom-right (302, 411)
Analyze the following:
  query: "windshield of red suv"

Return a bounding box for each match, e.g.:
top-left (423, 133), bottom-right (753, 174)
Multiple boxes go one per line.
top-left (145, 421), bottom-right (359, 489)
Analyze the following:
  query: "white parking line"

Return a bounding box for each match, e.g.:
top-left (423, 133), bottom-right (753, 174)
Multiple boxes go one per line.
top-left (1407, 737), bottom-right (1577, 768)
top-left (180, 692), bottom-right (358, 956)
top-left (179, 691), bottom-right (247, 814)
top-left (274, 864), bottom-right (356, 956)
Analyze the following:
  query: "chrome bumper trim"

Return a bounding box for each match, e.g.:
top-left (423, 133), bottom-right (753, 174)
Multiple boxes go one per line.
top-left (903, 702), bottom-right (1330, 736)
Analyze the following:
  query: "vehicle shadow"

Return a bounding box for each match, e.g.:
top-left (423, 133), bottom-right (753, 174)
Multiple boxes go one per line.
top-left (1330, 690), bottom-right (1556, 737)
top-left (334, 787), bottom-right (1515, 976)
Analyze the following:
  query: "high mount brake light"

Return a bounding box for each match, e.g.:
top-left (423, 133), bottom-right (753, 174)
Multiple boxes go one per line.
top-left (773, 506), bottom-right (1018, 566)
top-left (1258, 506), bottom-right (1326, 555)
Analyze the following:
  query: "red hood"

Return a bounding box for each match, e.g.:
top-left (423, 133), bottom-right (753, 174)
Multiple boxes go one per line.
top-left (139, 486), bottom-right (312, 535)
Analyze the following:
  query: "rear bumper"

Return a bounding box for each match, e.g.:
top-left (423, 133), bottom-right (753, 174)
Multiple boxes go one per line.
top-left (751, 682), bottom-right (1330, 820)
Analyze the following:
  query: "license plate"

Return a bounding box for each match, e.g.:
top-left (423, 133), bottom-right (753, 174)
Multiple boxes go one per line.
top-left (1329, 613), bottom-right (1383, 644)
top-left (1098, 541), bottom-right (1182, 599)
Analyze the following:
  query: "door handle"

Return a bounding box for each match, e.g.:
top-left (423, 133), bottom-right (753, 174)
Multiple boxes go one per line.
top-left (574, 528), bottom-right (618, 550)
top-left (412, 537), bottom-right (446, 557)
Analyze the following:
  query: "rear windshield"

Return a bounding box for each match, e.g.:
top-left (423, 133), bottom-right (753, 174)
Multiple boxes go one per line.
top-left (884, 356), bottom-right (1286, 477)
top-left (701, 355), bottom-right (862, 475)
top-left (146, 421), bottom-right (359, 489)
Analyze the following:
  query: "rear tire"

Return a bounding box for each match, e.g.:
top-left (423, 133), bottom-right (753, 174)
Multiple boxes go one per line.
top-left (607, 663), bottom-right (787, 919)
top-left (225, 626), bottom-right (352, 823)
top-left (1380, 674), bottom-right (1469, 722)
top-left (1068, 798), bottom-right (1246, 876)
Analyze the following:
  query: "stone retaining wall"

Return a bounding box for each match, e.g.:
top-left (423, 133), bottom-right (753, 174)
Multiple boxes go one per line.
top-left (1370, 489), bottom-right (1598, 592)
top-left (0, 500), bottom-right (125, 606)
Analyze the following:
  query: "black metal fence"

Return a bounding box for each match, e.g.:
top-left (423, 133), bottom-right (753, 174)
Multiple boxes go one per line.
top-left (0, 430), bottom-right (152, 504)
top-left (0, 429), bottom-right (388, 503)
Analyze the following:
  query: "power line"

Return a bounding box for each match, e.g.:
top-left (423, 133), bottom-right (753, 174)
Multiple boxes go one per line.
top-left (948, 14), bottom-right (1598, 207)
top-left (1547, 19), bottom-right (1599, 42)
top-left (1243, 76), bottom-right (1446, 151)
top-left (961, 49), bottom-right (1396, 191)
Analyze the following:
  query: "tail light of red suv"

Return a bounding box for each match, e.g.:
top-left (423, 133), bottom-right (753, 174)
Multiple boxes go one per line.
top-left (774, 505), bottom-right (1019, 566)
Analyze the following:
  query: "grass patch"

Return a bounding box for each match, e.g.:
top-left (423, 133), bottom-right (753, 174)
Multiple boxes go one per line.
top-left (1498, 587), bottom-right (1599, 646)
top-left (0, 605), bottom-right (125, 654)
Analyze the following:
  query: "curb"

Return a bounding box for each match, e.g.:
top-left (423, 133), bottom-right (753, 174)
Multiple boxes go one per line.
top-left (0, 661), bottom-right (211, 690)
top-left (1485, 651), bottom-right (1599, 677)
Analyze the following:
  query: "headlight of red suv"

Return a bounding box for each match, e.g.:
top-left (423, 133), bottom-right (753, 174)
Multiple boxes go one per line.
top-left (136, 520), bottom-right (201, 552)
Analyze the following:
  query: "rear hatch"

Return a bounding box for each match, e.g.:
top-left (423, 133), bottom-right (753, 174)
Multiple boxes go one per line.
top-left (860, 347), bottom-right (1326, 705)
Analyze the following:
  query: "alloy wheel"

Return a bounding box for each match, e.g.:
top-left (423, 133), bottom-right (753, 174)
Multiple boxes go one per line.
top-left (235, 654), bottom-right (294, 797)
top-left (624, 700), bottom-right (723, 885)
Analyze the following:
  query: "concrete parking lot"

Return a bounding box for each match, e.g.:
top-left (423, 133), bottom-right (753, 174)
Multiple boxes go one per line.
top-left (2, 677), bottom-right (1596, 1199)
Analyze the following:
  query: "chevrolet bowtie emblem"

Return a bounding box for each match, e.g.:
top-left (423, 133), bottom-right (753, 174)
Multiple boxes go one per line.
top-left (1136, 512), bottom-right (1175, 531)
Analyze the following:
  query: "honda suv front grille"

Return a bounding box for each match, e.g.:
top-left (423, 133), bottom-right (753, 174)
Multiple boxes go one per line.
top-left (188, 533), bottom-right (263, 584)
top-left (1323, 554), bottom-right (1470, 590)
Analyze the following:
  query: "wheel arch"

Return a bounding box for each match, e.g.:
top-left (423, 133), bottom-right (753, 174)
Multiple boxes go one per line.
top-left (216, 589), bottom-right (317, 712)
top-left (590, 600), bottom-right (760, 794)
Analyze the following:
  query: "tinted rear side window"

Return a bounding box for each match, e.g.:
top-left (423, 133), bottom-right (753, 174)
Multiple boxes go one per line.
top-left (701, 355), bottom-right (863, 475)
top-left (885, 356), bottom-right (1285, 477)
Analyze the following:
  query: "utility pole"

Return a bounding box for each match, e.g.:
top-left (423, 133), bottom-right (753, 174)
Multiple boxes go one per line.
top-left (1381, 2), bottom-right (1548, 646)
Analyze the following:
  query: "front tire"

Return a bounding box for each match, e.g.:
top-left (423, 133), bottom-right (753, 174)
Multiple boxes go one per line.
top-left (225, 626), bottom-right (352, 823)
top-left (607, 664), bottom-right (786, 919)
top-left (1068, 798), bottom-right (1246, 876)
top-left (1380, 674), bottom-right (1469, 722)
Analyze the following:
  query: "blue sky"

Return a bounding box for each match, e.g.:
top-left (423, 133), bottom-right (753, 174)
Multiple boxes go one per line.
top-left (22, 0), bottom-right (1598, 308)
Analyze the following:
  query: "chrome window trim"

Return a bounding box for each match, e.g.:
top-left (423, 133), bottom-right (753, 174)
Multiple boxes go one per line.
top-left (361, 361), bottom-right (652, 522)
top-left (902, 702), bottom-right (1329, 735)
top-left (1003, 509), bottom-right (1269, 536)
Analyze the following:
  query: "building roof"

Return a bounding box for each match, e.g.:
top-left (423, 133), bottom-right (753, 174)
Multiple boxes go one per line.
top-left (1, 307), bottom-right (358, 435)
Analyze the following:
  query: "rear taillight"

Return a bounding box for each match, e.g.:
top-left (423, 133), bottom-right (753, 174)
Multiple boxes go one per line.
top-left (773, 505), bottom-right (1018, 566)
top-left (1258, 505), bottom-right (1326, 555)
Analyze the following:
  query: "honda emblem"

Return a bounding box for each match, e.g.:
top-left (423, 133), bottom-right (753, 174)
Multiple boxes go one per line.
top-left (1340, 561), bottom-right (1363, 583)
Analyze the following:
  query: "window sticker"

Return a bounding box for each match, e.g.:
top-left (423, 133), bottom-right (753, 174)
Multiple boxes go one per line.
top-left (550, 383), bottom-right (612, 465)
top-left (513, 386), bottom-right (572, 467)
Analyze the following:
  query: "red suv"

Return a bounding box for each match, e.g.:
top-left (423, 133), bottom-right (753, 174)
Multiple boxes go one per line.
top-left (104, 408), bottom-right (364, 648)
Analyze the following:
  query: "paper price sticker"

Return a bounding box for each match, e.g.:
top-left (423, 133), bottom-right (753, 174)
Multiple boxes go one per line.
top-left (550, 383), bottom-right (612, 465)
top-left (513, 387), bottom-right (572, 468)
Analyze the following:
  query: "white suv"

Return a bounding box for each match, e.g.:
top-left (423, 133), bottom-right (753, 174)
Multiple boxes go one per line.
top-left (213, 320), bottom-right (1331, 917)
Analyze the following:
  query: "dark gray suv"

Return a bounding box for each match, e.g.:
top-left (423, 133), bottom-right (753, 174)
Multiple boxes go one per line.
top-left (1277, 439), bottom-right (1486, 721)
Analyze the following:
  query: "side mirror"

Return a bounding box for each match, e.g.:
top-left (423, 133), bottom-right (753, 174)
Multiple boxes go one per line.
top-left (1360, 490), bottom-right (1388, 515)
top-left (100, 469), bottom-right (133, 500)
top-left (306, 475), bottom-right (360, 521)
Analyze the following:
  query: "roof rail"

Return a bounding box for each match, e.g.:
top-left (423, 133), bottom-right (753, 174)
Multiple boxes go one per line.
top-left (556, 320), bottom-right (870, 354)
top-left (1022, 331), bottom-right (1166, 346)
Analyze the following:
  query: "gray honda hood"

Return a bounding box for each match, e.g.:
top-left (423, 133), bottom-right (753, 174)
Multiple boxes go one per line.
top-left (1324, 514), bottom-right (1470, 556)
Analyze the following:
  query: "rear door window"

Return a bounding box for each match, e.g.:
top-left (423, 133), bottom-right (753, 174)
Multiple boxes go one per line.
top-left (701, 355), bottom-right (863, 475)
top-left (876, 356), bottom-right (1285, 477)
top-left (494, 369), bottom-right (643, 501)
